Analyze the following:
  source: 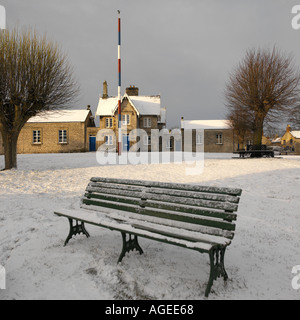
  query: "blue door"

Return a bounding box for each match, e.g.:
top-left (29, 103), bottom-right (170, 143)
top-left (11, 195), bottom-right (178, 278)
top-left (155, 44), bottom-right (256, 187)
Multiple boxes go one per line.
top-left (89, 136), bottom-right (96, 152)
top-left (123, 134), bottom-right (129, 152)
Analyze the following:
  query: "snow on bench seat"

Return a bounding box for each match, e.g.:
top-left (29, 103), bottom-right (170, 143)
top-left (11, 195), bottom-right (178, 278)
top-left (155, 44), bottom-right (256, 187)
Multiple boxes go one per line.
top-left (54, 208), bottom-right (214, 252)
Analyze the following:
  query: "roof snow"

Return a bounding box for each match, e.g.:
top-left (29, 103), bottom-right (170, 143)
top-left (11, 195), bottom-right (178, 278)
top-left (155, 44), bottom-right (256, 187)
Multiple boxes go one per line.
top-left (272, 137), bottom-right (282, 143)
top-left (95, 97), bottom-right (119, 117)
top-left (291, 131), bottom-right (300, 139)
top-left (181, 120), bottom-right (231, 130)
top-left (96, 94), bottom-right (162, 117)
top-left (27, 110), bottom-right (91, 123)
top-left (128, 95), bottom-right (161, 116)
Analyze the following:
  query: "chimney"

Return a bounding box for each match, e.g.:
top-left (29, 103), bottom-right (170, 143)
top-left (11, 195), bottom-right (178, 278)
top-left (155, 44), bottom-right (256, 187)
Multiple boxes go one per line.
top-left (126, 85), bottom-right (139, 96)
top-left (181, 117), bottom-right (184, 129)
top-left (102, 81), bottom-right (108, 99)
top-left (87, 105), bottom-right (91, 110)
top-left (286, 124), bottom-right (291, 132)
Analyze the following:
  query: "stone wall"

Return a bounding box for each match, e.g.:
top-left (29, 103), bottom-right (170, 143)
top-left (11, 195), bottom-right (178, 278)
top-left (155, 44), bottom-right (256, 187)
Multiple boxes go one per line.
top-left (16, 121), bottom-right (87, 154)
top-left (0, 119), bottom-right (92, 155)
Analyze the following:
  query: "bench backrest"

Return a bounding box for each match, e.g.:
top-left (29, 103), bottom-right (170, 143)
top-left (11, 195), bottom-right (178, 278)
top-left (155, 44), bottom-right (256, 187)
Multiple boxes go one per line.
top-left (81, 177), bottom-right (242, 240)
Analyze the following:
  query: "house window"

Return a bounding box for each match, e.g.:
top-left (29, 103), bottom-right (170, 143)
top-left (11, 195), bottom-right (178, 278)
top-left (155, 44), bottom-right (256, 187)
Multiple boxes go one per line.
top-left (59, 130), bottom-right (68, 144)
top-left (290, 139), bottom-right (293, 145)
top-left (166, 139), bottom-right (172, 149)
top-left (105, 135), bottom-right (113, 145)
top-left (216, 133), bottom-right (223, 144)
top-left (143, 135), bottom-right (151, 146)
top-left (196, 133), bottom-right (203, 145)
top-left (32, 130), bottom-right (41, 144)
top-left (143, 117), bottom-right (152, 128)
top-left (105, 118), bottom-right (113, 128)
top-left (122, 114), bottom-right (130, 125)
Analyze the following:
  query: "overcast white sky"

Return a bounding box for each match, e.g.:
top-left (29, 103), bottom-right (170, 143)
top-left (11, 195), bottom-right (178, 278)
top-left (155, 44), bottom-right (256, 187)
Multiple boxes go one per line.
top-left (2, 0), bottom-right (300, 127)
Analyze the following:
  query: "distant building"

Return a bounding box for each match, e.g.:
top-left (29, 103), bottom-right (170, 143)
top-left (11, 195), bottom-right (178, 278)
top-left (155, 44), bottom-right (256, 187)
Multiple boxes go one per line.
top-left (95, 82), bottom-right (166, 151)
top-left (281, 125), bottom-right (300, 153)
top-left (181, 119), bottom-right (237, 153)
top-left (271, 137), bottom-right (282, 146)
top-left (0, 108), bottom-right (95, 155)
top-left (0, 82), bottom-right (168, 156)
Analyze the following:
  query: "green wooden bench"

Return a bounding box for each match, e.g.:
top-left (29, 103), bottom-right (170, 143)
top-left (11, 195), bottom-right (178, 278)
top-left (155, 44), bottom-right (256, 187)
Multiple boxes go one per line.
top-left (54, 177), bottom-right (242, 297)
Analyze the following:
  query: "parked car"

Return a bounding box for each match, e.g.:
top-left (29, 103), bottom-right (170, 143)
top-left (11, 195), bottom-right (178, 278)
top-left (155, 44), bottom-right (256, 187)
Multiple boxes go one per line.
top-left (267, 146), bottom-right (284, 155)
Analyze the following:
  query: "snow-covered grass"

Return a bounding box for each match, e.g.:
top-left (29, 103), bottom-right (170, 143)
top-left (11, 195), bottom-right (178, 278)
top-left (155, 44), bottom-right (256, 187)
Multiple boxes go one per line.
top-left (0, 152), bottom-right (299, 300)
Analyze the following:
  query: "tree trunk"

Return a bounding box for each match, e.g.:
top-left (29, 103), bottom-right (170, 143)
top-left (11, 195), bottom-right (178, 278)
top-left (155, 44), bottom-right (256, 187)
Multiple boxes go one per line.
top-left (2, 131), bottom-right (18, 170)
top-left (253, 114), bottom-right (265, 146)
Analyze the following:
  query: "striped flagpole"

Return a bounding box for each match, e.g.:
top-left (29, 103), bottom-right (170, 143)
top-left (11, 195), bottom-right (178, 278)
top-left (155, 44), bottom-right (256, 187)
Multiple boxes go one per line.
top-left (118, 11), bottom-right (122, 155)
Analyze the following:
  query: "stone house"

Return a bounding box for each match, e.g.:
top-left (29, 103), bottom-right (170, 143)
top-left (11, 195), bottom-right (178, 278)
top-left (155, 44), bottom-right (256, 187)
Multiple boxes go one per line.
top-left (181, 119), bottom-right (237, 153)
top-left (281, 125), bottom-right (300, 153)
top-left (0, 108), bottom-right (95, 155)
top-left (95, 82), bottom-right (166, 152)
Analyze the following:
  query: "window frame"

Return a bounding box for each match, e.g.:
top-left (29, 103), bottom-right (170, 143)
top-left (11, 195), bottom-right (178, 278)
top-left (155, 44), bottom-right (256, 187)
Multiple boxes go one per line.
top-left (143, 117), bottom-right (152, 128)
top-left (105, 117), bottom-right (113, 128)
top-left (122, 114), bottom-right (130, 125)
top-left (32, 130), bottom-right (41, 144)
top-left (105, 135), bottom-right (113, 146)
top-left (216, 133), bottom-right (223, 145)
top-left (58, 129), bottom-right (68, 144)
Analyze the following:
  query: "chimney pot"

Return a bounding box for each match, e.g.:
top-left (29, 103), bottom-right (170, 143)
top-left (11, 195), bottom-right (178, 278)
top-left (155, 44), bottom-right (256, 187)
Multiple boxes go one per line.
top-left (126, 85), bottom-right (139, 96)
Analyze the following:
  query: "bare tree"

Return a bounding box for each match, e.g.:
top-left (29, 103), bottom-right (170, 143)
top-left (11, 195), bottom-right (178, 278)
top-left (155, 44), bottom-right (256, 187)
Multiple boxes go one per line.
top-left (288, 105), bottom-right (300, 129)
top-left (226, 105), bottom-right (254, 149)
top-left (225, 47), bottom-right (300, 146)
top-left (0, 27), bottom-right (79, 170)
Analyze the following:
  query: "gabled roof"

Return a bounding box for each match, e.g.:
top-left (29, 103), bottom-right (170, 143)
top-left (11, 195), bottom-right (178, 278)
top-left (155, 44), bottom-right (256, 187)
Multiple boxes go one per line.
top-left (126, 95), bottom-right (161, 116)
top-left (27, 110), bottom-right (91, 123)
top-left (96, 93), bottom-right (161, 117)
top-left (291, 131), bottom-right (300, 139)
top-left (181, 120), bottom-right (231, 130)
top-left (96, 97), bottom-right (119, 117)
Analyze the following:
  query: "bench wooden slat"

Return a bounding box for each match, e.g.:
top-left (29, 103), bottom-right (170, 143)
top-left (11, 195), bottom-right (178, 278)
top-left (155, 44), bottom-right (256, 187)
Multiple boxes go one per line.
top-left (81, 204), bottom-right (235, 239)
top-left (86, 186), bottom-right (239, 212)
top-left (82, 198), bottom-right (236, 231)
top-left (90, 177), bottom-right (242, 196)
top-left (130, 222), bottom-right (231, 246)
top-left (79, 205), bottom-right (231, 245)
top-left (88, 182), bottom-right (240, 204)
top-left (84, 192), bottom-right (237, 222)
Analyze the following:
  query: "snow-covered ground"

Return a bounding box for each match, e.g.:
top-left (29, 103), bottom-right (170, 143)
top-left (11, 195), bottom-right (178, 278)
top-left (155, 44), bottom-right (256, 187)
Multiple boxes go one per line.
top-left (0, 152), bottom-right (299, 300)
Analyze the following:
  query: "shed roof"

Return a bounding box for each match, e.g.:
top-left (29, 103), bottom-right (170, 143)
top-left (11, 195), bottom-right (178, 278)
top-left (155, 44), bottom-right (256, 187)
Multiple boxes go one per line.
top-left (27, 110), bottom-right (91, 123)
top-left (181, 120), bottom-right (231, 130)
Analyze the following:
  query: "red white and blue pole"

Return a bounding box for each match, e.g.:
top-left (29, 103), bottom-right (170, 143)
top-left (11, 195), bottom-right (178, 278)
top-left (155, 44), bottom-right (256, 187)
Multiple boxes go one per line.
top-left (118, 10), bottom-right (122, 155)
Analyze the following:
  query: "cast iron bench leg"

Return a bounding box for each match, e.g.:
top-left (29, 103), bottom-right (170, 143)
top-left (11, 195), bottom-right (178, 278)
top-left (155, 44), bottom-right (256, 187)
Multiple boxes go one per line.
top-left (205, 247), bottom-right (228, 297)
top-left (118, 232), bottom-right (144, 263)
top-left (64, 218), bottom-right (90, 246)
